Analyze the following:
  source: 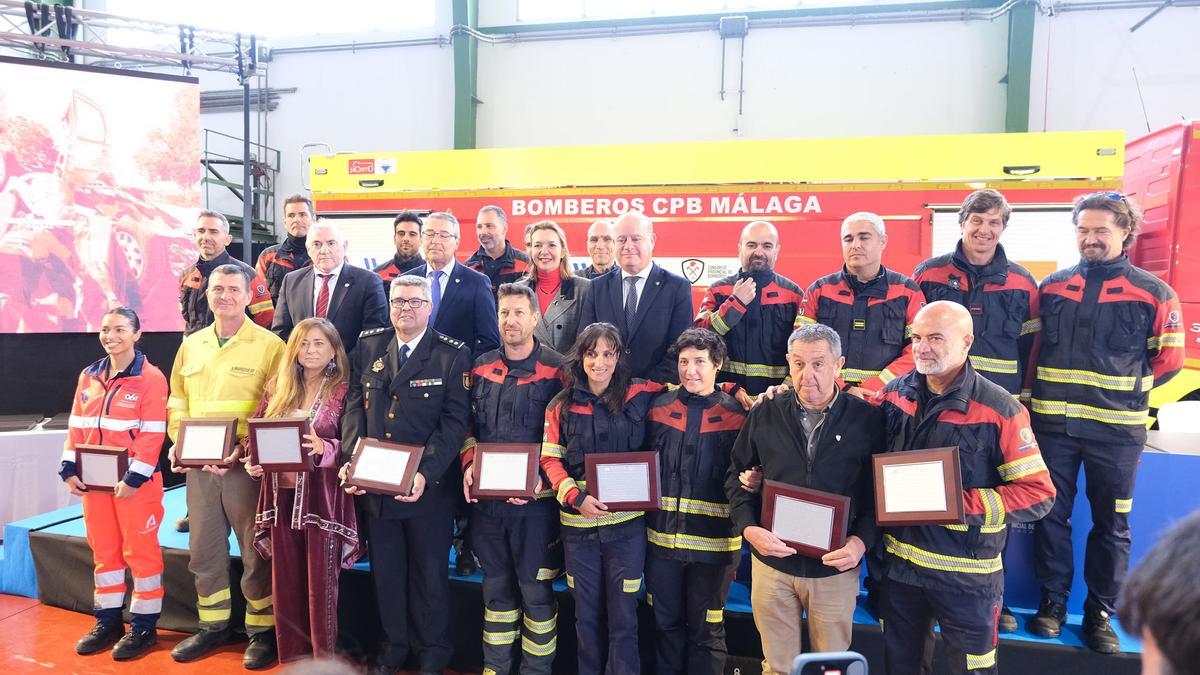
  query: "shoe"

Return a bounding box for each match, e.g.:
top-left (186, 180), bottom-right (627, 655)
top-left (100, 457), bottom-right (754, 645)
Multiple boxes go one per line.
top-left (175, 515), bottom-right (189, 533)
top-left (1029, 598), bottom-right (1067, 638)
top-left (998, 604), bottom-right (1018, 634)
top-left (1083, 611), bottom-right (1121, 654)
top-left (171, 627), bottom-right (233, 663)
top-left (76, 621), bottom-right (124, 655)
top-left (112, 628), bottom-right (157, 660)
top-left (243, 631), bottom-right (277, 670)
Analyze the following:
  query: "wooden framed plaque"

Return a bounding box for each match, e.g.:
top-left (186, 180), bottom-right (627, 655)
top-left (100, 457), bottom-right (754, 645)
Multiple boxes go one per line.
top-left (176, 417), bottom-right (237, 468)
top-left (873, 446), bottom-right (965, 526)
top-left (247, 417), bottom-right (312, 472)
top-left (75, 444), bottom-right (128, 493)
top-left (470, 443), bottom-right (540, 499)
top-left (345, 437), bottom-right (423, 496)
top-left (584, 451), bottom-right (660, 511)
top-left (761, 480), bottom-right (850, 559)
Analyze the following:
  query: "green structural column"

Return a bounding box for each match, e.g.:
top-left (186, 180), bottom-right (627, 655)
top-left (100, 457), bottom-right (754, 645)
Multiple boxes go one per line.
top-left (1005, 1), bottom-right (1035, 133)
top-left (453, 0), bottom-right (479, 149)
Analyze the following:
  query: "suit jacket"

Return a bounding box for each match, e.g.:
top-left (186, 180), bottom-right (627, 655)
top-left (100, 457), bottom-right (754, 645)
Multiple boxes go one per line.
top-left (517, 275), bottom-right (591, 356)
top-left (578, 262), bottom-right (693, 382)
top-left (405, 261), bottom-right (501, 359)
top-left (342, 327), bottom-right (472, 520)
top-left (271, 263), bottom-right (389, 353)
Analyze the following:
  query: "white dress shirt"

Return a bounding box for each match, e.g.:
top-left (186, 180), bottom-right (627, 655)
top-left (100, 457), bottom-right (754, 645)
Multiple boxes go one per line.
top-left (312, 262), bottom-right (345, 315)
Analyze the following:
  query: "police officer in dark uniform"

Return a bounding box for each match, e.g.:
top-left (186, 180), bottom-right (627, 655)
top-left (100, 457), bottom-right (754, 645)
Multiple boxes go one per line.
top-left (341, 274), bottom-right (472, 675)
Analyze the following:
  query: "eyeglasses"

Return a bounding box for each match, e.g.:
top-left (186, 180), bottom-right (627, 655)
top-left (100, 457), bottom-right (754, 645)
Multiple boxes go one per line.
top-left (421, 231), bottom-right (457, 241)
top-left (389, 298), bottom-right (430, 309)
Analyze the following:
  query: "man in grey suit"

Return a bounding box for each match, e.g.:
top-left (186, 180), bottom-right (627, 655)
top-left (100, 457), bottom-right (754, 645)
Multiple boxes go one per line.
top-left (271, 219), bottom-right (389, 353)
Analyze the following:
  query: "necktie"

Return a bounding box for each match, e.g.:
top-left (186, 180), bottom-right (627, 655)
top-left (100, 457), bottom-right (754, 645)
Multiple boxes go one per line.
top-left (624, 276), bottom-right (639, 328)
top-left (397, 344), bottom-right (410, 370)
top-left (430, 270), bottom-right (444, 323)
top-left (315, 273), bottom-right (333, 318)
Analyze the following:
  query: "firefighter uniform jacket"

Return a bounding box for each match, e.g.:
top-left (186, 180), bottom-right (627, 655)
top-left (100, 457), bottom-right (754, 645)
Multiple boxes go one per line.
top-left (255, 235), bottom-right (311, 304)
top-left (465, 241), bottom-right (530, 296)
top-left (61, 351), bottom-right (168, 488)
top-left (1031, 254), bottom-right (1184, 444)
top-left (167, 319), bottom-right (286, 440)
top-left (342, 327), bottom-right (473, 520)
top-left (374, 253), bottom-right (425, 283)
top-left (179, 251), bottom-right (274, 336)
top-left (799, 265), bottom-right (925, 391)
top-left (646, 388), bottom-right (746, 564)
top-left (540, 380), bottom-right (664, 530)
top-left (878, 362), bottom-right (1056, 596)
top-left (694, 270), bottom-right (804, 395)
top-left (914, 243), bottom-right (1040, 397)
top-left (460, 341), bottom-right (565, 517)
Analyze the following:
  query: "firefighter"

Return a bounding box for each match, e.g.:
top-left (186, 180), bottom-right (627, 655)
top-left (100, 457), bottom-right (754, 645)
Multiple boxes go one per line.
top-left (374, 210), bottom-right (426, 282)
top-left (579, 219), bottom-right (616, 279)
top-left (461, 283), bottom-right (564, 675)
top-left (167, 263), bottom-right (286, 669)
top-left (179, 210), bottom-right (274, 336)
top-left (61, 307), bottom-right (167, 661)
top-left (256, 193), bottom-right (314, 304)
top-left (695, 220), bottom-right (804, 396)
top-left (798, 211), bottom-right (925, 400)
top-left (645, 328), bottom-right (746, 675)
top-left (466, 205), bottom-right (530, 296)
top-left (912, 189), bottom-right (1040, 632)
top-left (877, 301), bottom-right (1055, 675)
top-left (1029, 192), bottom-right (1184, 653)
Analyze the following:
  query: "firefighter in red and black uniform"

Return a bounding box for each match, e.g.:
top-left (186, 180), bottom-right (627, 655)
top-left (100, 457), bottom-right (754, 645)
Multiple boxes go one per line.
top-left (60, 307), bottom-right (168, 660)
top-left (180, 211), bottom-right (273, 336)
top-left (877, 301), bottom-right (1055, 675)
top-left (645, 329), bottom-right (746, 675)
top-left (466, 205), bottom-right (530, 296)
top-left (695, 221), bottom-right (804, 396)
top-left (255, 193), bottom-right (313, 304)
top-left (461, 284), bottom-right (564, 675)
top-left (798, 211), bottom-right (925, 399)
top-left (912, 189), bottom-right (1041, 632)
top-left (1029, 192), bottom-right (1184, 653)
top-left (374, 210), bottom-right (426, 282)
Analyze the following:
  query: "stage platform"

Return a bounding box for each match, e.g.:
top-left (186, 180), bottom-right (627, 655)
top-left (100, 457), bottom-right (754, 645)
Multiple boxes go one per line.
top-left (1, 483), bottom-right (1156, 673)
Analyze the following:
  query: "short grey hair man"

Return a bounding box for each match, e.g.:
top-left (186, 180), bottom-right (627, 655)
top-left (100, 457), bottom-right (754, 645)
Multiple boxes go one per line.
top-left (426, 211), bottom-right (460, 238)
top-left (787, 322), bottom-right (843, 360)
top-left (840, 211), bottom-right (887, 238)
top-left (391, 273), bottom-right (433, 300)
top-left (197, 209), bottom-right (231, 233)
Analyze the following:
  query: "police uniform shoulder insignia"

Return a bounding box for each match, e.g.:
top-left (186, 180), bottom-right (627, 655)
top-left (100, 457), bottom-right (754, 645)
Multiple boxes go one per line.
top-left (463, 372), bottom-right (471, 389)
top-left (438, 333), bottom-right (465, 349)
top-left (371, 358), bottom-right (385, 373)
top-left (360, 327), bottom-right (388, 338)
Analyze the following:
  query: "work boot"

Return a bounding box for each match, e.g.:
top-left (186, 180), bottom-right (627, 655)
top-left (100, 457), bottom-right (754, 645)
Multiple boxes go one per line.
top-left (243, 631), bottom-right (278, 670)
top-left (1083, 610), bottom-right (1121, 654)
top-left (76, 621), bottom-right (124, 655)
top-left (171, 627), bottom-right (233, 662)
top-left (998, 604), bottom-right (1018, 633)
top-left (112, 628), bottom-right (157, 660)
top-left (1029, 598), bottom-right (1067, 638)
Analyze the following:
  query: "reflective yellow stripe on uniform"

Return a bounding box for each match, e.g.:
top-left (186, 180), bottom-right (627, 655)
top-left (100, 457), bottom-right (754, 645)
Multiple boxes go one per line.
top-left (1021, 318), bottom-right (1042, 336)
top-left (555, 477), bottom-right (578, 503)
top-left (244, 613), bottom-right (275, 627)
top-left (647, 528), bottom-right (742, 552)
top-left (622, 578), bottom-right (641, 593)
top-left (521, 635), bottom-right (556, 656)
top-left (709, 310), bottom-right (731, 335)
top-left (966, 649), bottom-right (997, 670)
top-left (658, 496), bottom-right (731, 518)
top-left (794, 314), bottom-right (816, 327)
top-left (884, 535), bottom-right (1003, 574)
top-left (904, 324), bottom-right (914, 339)
top-left (248, 300), bottom-right (273, 313)
top-left (1115, 498), bottom-right (1133, 514)
top-left (705, 608), bottom-right (724, 623)
top-left (565, 574), bottom-right (574, 589)
top-left (840, 368), bottom-right (882, 383)
top-left (560, 510), bottom-right (642, 528)
top-left (245, 596), bottom-right (273, 611)
top-left (198, 608), bottom-right (232, 622)
top-left (943, 523), bottom-right (1006, 534)
top-left (542, 443), bottom-right (566, 459)
top-left (879, 369), bottom-right (898, 384)
top-left (1030, 399), bottom-right (1148, 425)
top-left (484, 607), bottom-right (521, 623)
top-left (535, 568), bottom-right (559, 581)
top-left (1148, 333), bottom-right (1185, 349)
top-left (523, 614), bottom-right (556, 634)
top-left (1035, 367), bottom-right (1139, 391)
top-left (460, 437), bottom-right (477, 456)
top-left (997, 454), bottom-right (1047, 482)
top-left (197, 588), bottom-right (231, 605)
top-left (970, 355), bottom-right (1019, 375)
top-left (721, 361), bottom-right (788, 379)
top-left (483, 630), bottom-right (520, 645)
top-left (979, 488), bottom-right (1005, 528)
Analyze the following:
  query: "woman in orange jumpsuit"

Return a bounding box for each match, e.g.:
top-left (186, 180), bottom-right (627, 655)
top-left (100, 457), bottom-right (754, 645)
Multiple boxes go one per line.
top-left (59, 306), bottom-right (168, 661)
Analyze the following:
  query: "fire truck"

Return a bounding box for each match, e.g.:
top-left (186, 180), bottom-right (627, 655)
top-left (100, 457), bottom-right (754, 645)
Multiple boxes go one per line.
top-left (305, 125), bottom-right (1200, 408)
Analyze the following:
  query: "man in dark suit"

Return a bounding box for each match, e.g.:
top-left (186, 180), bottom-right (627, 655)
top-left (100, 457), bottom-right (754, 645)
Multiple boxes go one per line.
top-left (341, 274), bottom-right (472, 675)
top-left (271, 219), bottom-right (389, 353)
top-left (578, 211), bottom-right (693, 382)
top-left (404, 212), bottom-right (501, 359)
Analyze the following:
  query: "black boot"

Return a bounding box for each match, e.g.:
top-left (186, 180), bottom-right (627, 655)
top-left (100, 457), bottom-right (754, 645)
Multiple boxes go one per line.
top-left (998, 604), bottom-right (1018, 634)
top-left (1029, 598), bottom-right (1067, 638)
top-left (1083, 610), bottom-right (1121, 654)
top-left (243, 631), bottom-right (278, 670)
top-left (76, 621), bottom-right (124, 655)
top-left (171, 627), bottom-right (234, 662)
top-left (112, 628), bottom-right (157, 660)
